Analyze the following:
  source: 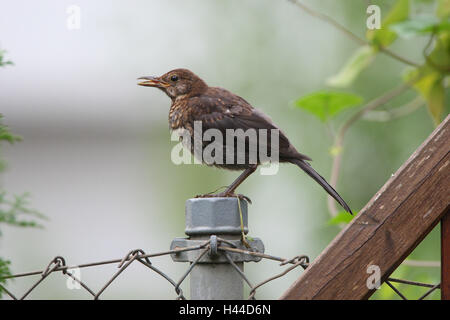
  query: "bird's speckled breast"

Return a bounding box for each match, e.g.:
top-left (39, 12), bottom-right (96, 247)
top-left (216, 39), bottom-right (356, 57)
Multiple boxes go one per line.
top-left (169, 100), bottom-right (189, 130)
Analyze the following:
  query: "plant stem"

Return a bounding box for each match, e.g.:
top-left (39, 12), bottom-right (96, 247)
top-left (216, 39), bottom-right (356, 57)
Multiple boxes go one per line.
top-left (327, 83), bottom-right (411, 216)
top-left (288, 0), bottom-right (420, 67)
top-left (362, 95), bottom-right (424, 122)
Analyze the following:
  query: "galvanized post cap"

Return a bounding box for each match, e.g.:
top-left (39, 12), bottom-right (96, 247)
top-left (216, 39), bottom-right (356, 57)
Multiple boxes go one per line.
top-left (185, 197), bottom-right (248, 236)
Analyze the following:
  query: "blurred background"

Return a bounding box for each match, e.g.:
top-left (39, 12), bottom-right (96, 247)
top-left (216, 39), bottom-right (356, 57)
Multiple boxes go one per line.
top-left (0, 0), bottom-right (447, 299)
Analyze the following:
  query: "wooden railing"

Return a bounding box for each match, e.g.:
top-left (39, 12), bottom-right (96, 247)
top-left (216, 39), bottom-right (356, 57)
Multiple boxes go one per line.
top-left (281, 115), bottom-right (450, 300)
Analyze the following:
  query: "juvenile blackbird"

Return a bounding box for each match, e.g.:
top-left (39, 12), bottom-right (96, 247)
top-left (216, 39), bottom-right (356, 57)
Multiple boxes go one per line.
top-left (138, 68), bottom-right (352, 213)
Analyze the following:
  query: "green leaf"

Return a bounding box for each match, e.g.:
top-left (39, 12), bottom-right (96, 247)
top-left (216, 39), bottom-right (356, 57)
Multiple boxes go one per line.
top-left (403, 28), bottom-right (449, 126)
top-left (0, 115), bottom-right (22, 144)
top-left (427, 32), bottom-right (450, 70)
top-left (367, 0), bottom-right (410, 48)
top-left (0, 50), bottom-right (13, 67)
top-left (0, 191), bottom-right (47, 235)
top-left (327, 46), bottom-right (376, 87)
top-left (427, 78), bottom-right (445, 126)
top-left (328, 210), bottom-right (355, 225)
top-left (0, 257), bottom-right (12, 298)
top-left (403, 66), bottom-right (446, 126)
top-left (294, 91), bottom-right (363, 122)
top-left (390, 16), bottom-right (450, 38)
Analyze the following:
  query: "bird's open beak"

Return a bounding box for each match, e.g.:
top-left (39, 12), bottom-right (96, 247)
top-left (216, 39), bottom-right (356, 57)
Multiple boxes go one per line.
top-left (137, 76), bottom-right (170, 88)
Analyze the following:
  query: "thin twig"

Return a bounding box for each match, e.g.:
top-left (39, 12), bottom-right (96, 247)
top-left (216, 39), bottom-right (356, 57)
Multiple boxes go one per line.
top-left (362, 96), bottom-right (424, 122)
top-left (288, 0), bottom-right (366, 45)
top-left (288, 0), bottom-right (420, 67)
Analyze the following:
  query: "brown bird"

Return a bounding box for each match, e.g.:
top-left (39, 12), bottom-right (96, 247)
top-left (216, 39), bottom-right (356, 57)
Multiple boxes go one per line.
top-left (138, 68), bottom-right (352, 213)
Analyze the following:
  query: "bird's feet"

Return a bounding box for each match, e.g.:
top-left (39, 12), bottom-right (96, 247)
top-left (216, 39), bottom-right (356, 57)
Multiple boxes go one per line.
top-left (195, 191), bottom-right (252, 204)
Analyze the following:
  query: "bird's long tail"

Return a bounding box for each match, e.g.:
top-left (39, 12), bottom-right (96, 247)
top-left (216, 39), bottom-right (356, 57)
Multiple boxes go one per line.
top-left (290, 159), bottom-right (352, 214)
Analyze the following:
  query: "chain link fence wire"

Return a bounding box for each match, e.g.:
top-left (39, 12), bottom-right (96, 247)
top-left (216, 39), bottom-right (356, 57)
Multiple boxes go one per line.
top-left (0, 237), bottom-right (309, 300)
top-left (1, 238), bottom-right (441, 300)
top-left (384, 278), bottom-right (441, 300)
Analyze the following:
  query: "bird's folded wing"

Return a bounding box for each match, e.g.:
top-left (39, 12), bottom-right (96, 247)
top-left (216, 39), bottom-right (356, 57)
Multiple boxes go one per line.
top-left (187, 91), bottom-right (309, 160)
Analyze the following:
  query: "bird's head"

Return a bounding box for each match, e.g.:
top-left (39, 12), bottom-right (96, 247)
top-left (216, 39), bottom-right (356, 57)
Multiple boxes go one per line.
top-left (138, 68), bottom-right (207, 100)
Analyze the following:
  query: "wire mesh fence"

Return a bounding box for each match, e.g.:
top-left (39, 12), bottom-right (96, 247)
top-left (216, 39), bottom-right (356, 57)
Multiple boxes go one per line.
top-left (0, 237), bottom-right (309, 300)
top-left (384, 278), bottom-right (441, 300)
top-left (0, 240), bottom-right (442, 299)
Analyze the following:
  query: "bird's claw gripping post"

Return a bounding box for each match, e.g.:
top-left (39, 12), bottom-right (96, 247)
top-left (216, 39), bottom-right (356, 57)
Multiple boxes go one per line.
top-left (195, 192), bottom-right (252, 204)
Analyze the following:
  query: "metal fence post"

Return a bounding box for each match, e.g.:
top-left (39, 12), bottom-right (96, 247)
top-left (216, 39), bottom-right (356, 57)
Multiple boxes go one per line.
top-left (170, 197), bottom-right (264, 300)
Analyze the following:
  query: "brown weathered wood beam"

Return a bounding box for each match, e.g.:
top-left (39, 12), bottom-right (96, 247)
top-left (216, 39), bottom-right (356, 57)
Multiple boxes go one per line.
top-left (281, 114), bottom-right (450, 300)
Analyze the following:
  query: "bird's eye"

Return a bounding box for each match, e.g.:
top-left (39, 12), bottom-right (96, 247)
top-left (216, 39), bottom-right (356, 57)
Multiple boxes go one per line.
top-left (171, 75), bottom-right (179, 82)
